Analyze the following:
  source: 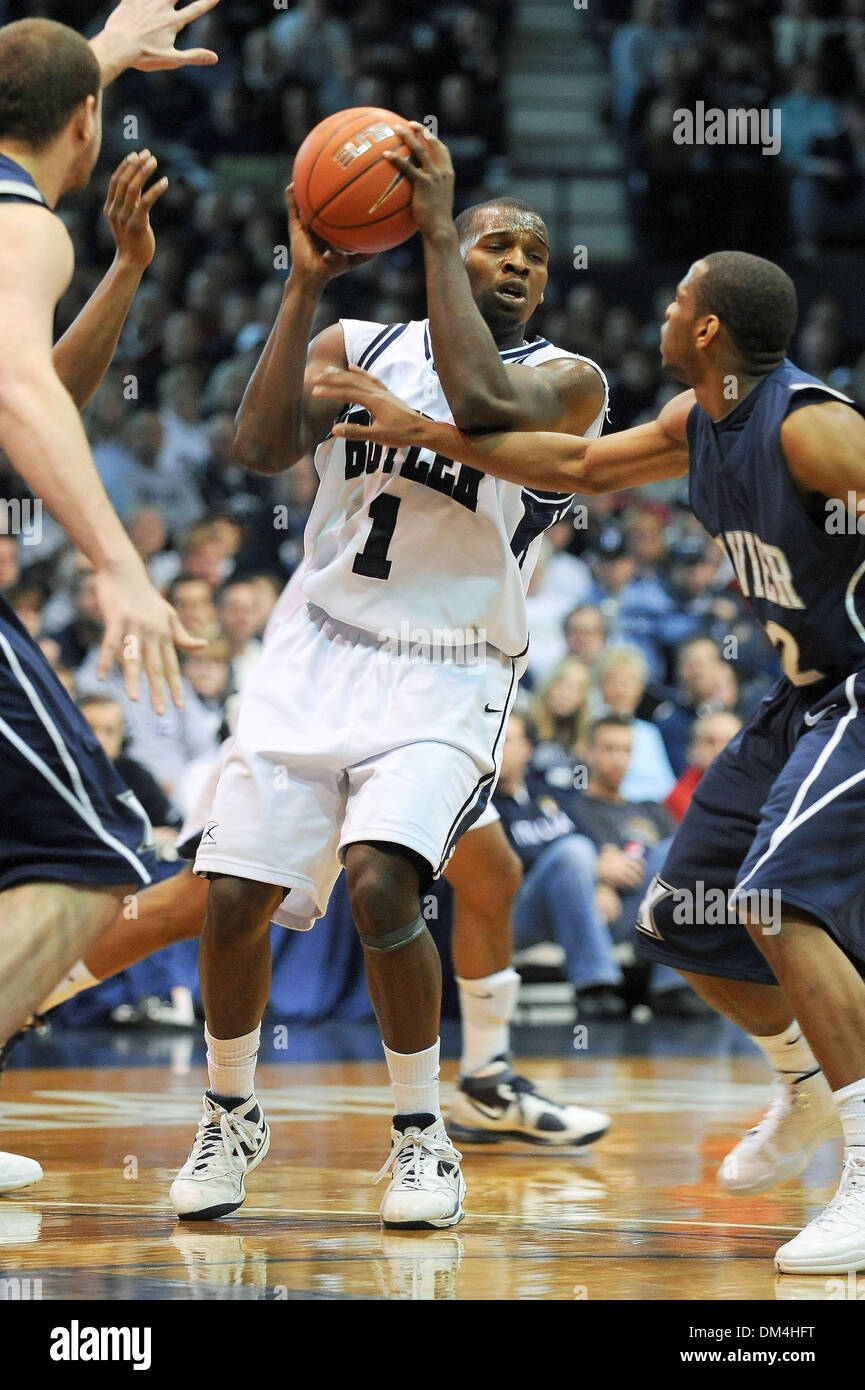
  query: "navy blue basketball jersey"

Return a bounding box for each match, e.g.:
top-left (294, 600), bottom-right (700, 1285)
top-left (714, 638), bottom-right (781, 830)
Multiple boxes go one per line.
top-left (688, 359), bottom-right (865, 685)
top-left (0, 152), bottom-right (50, 209)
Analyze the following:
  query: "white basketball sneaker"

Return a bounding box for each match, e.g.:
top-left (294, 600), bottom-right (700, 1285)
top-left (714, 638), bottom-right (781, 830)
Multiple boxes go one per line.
top-left (775, 1154), bottom-right (865, 1274)
top-left (449, 1059), bottom-right (610, 1148)
top-left (375, 1114), bottom-right (466, 1229)
top-left (718, 1070), bottom-right (840, 1194)
top-left (0, 1152), bottom-right (42, 1193)
top-left (170, 1093), bottom-right (270, 1221)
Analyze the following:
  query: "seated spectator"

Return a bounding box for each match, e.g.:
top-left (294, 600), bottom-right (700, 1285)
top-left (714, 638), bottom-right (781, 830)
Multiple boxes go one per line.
top-left (182, 639), bottom-right (233, 736)
top-left (563, 603), bottom-right (609, 666)
top-left (587, 524), bottom-right (675, 679)
top-left (789, 94), bottom-right (865, 258)
top-left (167, 573), bottom-right (220, 643)
top-left (76, 655), bottom-right (219, 798)
top-left (6, 582), bottom-right (44, 640)
top-left (666, 710), bottom-right (743, 824)
top-left (48, 566), bottom-right (103, 672)
top-left (494, 712), bottom-right (627, 1019)
top-left (529, 655), bottom-right (591, 791)
top-left (178, 521), bottom-right (234, 589)
top-left (218, 580), bottom-right (264, 691)
top-left (568, 716), bottom-right (704, 1016)
top-left (525, 530), bottom-right (592, 681)
top-left (652, 636), bottom-right (731, 775)
top-left (591, 645), bottom-right (676, 802)
top-left (129, 506), bottom-right (180, 592)
top-left (78, 694), bottom-right (183, 851)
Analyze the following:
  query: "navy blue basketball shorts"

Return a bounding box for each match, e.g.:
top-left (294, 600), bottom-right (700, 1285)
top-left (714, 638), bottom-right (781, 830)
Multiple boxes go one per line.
top-left (636, 671), bottom-right (865, 985)
top-left (0, 597), bottom-right (154, 895)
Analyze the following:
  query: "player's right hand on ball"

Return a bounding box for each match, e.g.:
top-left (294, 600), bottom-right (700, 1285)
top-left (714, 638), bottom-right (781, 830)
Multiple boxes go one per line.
top-left (310, 365), bottom-right (427, 447)
top-left (285, 185), bottom-right (374, 283)
top-left (94, 564), bottom-right (206, 716)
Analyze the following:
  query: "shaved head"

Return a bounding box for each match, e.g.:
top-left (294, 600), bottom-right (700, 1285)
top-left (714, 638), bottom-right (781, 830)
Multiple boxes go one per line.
top-left (454, 198), bottom-right (549, 255)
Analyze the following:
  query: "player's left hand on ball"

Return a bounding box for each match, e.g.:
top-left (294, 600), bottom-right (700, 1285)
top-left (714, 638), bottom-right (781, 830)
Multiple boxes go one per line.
top-left (103, 0), bottom-right (222, 73)
top-left (386, 122), bottom-right (455, 237)
top-left (310, 365), bottom-right (426, 447)
top-left (105, 152), bottom-right (168, 269)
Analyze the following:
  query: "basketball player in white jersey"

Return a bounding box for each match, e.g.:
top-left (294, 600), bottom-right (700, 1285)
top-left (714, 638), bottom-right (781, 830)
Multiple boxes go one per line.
top-left (169, 123), bottom-right (609, 1229)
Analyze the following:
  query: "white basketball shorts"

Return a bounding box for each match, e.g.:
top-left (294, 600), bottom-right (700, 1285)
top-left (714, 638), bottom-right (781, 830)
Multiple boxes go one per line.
top-left (194, 601), bottom-right (518, 925)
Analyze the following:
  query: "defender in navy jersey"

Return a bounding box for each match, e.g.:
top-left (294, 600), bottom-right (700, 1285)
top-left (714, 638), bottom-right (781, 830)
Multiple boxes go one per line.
top-left (315, 249), bottom-right (865, 1274)
top-left (0, 7), bottom-right (219, 1191)
top-left (169, 124), bottom-right (610, 1231)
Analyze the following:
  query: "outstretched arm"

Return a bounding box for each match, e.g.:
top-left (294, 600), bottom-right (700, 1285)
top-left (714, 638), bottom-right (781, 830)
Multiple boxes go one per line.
top-left (54, 153), bottom-right (167, 410)
top-left (90, 0), bottom-right (222, 86)
top-left (0, 206), bottom-right (203, 712)
top-left (311, 364), bottom-right (693, 493)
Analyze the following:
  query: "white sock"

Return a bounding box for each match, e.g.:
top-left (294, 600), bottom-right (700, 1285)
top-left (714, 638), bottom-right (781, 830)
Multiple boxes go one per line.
top-left (37, 960), bottom-right (99, 1015)
top-left (204, 1023), bottom-right (260, 1102)
top-left (382, 1039), bottom-right (440, 1119)
top-left (457, 968), bottom-right (520, 1076)
top-left (751, 1020), bottom-right (819, 1083)
top-left (835, 1078), bottom-right (865, 1155)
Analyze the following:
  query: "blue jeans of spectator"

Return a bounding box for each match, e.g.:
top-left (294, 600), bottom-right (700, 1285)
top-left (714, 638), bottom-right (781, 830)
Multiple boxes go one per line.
top-left (512, 834), bottom-right (623, 991)
top-left (613, 839), bottom-right (681, 996)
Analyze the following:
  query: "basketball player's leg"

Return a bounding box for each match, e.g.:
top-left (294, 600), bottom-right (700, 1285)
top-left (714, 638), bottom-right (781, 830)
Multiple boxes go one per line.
top-left (341, 838), bottom-right (465, 1228)
top-left (636, 693), bottom-right (840, 1196)
top-left (37, 865), bottom-right (207, 1014)
top-left (168, 627), bottom-right (349, 1221)
top-left (728, 694), bottom-right (865, 1271)
top-left (444, 816), bottom-right (610, 1147)
top-left (168, 872), bottom-right (281, 1221)
top-left (0, 602), bottom-right (155, 1042)
top-left (0, 882), bottom-right (128, 1041)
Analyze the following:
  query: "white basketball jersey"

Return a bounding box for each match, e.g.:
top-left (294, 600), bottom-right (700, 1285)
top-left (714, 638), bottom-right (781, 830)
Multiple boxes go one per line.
top-left (291, 318), bottom-right (608, 659)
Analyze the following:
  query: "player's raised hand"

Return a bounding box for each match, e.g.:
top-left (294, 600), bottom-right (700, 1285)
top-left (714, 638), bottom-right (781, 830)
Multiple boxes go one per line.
top-left (96, 0), bottom-right (221, 79)
top-left (104, 152), bottom-right (169, 270)
top-left (386, 122), bottom-right (455, 240)
top-left (285, 185), bottom-right (375, 284)
top-left (310, 364), bottom-right (427, 447)
top-left (94, 563), bottom-right (206, 716)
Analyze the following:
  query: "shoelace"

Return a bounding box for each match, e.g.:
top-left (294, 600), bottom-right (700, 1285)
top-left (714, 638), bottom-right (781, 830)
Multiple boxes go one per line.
top-left (187, 1100), bottom-right (262, 1179)
top-left (373, 1126), bottom-right (462, 1188)
top-left (812, 1156), bottom-right (865, 1230)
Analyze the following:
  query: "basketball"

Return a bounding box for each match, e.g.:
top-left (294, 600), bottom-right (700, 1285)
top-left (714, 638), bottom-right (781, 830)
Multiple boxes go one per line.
top-left (292, 107), bottom-right (418, 255)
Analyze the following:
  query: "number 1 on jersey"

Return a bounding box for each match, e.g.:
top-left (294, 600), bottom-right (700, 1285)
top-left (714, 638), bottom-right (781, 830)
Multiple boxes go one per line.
top-left (352, 494), bottom-right (401, 580)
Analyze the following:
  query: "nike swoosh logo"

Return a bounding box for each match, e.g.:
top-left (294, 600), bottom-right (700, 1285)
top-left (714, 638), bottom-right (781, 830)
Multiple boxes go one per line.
top-left (803, 706), bottom-right (836, 726)
top-left (485, 704), bottom-right (503, 714)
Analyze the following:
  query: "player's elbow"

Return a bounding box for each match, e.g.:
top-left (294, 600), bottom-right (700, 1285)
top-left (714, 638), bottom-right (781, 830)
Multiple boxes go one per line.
top-left (449, 389), bottom-right (520, 434)
top-left (231, 422), bottom-right (287, 476)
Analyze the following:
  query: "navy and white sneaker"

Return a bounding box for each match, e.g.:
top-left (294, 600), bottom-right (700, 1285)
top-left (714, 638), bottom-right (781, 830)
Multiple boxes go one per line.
top-left (449, 1058), bottom-right (610, 1148)
top-left (376, 1113), bottom-right (466, 1229)
top-left (170, 1092), bottom-right (270, 1221)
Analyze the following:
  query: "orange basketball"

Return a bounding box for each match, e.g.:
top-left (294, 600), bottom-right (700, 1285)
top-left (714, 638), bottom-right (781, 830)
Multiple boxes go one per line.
top-left (292, 107), bottom-right (417, 255)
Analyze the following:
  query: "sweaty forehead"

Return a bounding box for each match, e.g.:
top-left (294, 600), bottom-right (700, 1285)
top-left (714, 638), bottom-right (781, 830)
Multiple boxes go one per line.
top-left (465, 208), bottom-right (549, 250)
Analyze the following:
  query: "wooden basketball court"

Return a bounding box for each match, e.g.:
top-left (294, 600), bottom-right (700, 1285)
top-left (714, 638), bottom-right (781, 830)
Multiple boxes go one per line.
top-left (0, 1053), bottom-right (843, 1301)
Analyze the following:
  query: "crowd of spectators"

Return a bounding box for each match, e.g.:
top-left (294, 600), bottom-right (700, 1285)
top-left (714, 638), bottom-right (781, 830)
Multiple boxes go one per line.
top-left (594, 0), bottom-right (865, 261)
